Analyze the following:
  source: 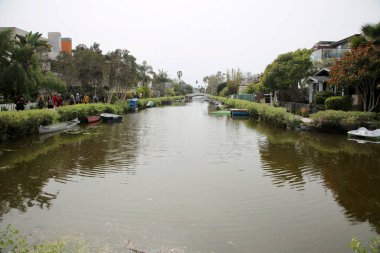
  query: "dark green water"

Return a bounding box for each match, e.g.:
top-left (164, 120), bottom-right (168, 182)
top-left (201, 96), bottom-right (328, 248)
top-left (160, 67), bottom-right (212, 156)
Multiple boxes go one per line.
top-left (0, 101), bottom-right (379, 252)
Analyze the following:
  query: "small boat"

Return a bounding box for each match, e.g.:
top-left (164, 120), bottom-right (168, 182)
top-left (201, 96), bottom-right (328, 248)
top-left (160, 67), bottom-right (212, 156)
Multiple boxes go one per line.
top-left (39, 118), bottom-right (79, 134)
top-left (86, 115), bottom-right (101, 123)
top-left (347, 127), bottom-right (380, 140)
top-left (100, 113), bottom-right (123, 123)
top-left (211, 110), bottom-right (230, 115)
top-left (128, 98), bottom-right (139, 111)
top-left (230, 109), bottom-right (250, 117)
top-left (146, 101), bottom-right (155, 108)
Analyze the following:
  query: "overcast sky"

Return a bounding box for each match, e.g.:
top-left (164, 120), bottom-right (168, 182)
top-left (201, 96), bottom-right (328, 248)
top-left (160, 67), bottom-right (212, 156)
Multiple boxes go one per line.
top-left (0, 0), bottom-right (379, 86)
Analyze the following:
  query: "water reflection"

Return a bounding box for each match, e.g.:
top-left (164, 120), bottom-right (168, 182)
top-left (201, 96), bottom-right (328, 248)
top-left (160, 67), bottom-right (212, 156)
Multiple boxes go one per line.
top-left (0, 121), bottom-right (139, 220)
top-left (248, 120), bottom-right (380, 233)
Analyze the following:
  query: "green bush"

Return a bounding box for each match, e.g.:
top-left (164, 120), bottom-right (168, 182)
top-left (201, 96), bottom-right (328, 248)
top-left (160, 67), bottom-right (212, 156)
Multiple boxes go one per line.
top-left (138, 96), bottom-right (184, 109)
top-left (325, 96), bottom-right (353, 111)
top-left (211, 96), bottom-right (302, 129)
top-left (0, 109), bottom-right (58, 139)
top-left (310, 110), bottom-right (376, 132)
top-left (315, 90), bottom-right (334, 104)
top-left (56, 103), bottom-right (122, 121)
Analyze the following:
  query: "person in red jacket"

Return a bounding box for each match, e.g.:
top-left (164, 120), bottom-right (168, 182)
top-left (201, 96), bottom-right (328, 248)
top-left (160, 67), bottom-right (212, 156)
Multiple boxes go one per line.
top-left (57, 94), bottom-right (63, 107)
top-left (52, 94), bottom-right (57, 107)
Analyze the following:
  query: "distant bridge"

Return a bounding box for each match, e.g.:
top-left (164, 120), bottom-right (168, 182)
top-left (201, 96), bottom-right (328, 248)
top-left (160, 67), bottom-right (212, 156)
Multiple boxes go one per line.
top-left (186, 93), bottom-right (208, 98)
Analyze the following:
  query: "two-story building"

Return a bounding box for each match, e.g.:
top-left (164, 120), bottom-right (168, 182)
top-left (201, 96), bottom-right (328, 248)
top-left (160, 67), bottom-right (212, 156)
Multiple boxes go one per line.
top-left (306, 34), bottom-right (359, 103)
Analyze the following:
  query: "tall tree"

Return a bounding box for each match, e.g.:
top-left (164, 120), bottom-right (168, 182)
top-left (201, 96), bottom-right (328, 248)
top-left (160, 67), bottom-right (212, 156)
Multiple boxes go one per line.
top-left (137, 60), bottom-right (154, 86)
top-left (73, 43), bottom-right (104, 93)
top-left (260, 49), bottom-right (312, 102)
top-left (0, 30), bottom-right (62, 99)
top-left (351, 22), bottom-right (380, 48)
top-left (152, 69), bottom-right (170, 97)
top-left (329, 44), bottom-right (380, 112)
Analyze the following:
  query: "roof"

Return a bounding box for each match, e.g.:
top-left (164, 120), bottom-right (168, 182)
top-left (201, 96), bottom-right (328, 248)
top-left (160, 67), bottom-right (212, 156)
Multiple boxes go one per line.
top-left (314, 68), bottom-right (330, 77)
top-left (330, 34), bottom-right (360, 48)
top-left (306, 76), bottom-right (330, 84)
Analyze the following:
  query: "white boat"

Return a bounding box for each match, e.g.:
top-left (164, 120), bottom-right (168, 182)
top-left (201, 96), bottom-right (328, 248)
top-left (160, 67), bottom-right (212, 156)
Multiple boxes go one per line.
top-left (100, 113), bottom-right (123, 123)
top-left (347, 127), bottom-right (380, 140)
top-left (39, 118), bottom-right (80, 134)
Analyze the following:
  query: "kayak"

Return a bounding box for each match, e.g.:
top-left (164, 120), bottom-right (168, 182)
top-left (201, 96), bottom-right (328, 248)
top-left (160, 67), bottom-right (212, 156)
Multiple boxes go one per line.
top-left (39, 118), bottom-right (80, 134)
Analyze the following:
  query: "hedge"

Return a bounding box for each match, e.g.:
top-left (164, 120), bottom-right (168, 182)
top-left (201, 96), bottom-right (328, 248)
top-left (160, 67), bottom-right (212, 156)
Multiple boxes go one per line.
top-left (0, 109), bottom-right (58, 139)
top-left (0, 96), bottom-right (185, 140)
top-left (310, 110), bottom-right (377, 132)
top-left (138, 96), bottom-right (184, 109)
top-left (325, 96), bottom-right (353, 111)
top-left (211, 96), bottom-right (302, 129)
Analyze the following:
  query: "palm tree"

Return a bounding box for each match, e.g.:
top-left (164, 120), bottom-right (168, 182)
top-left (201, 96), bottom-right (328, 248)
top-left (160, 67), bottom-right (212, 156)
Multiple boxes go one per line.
top-left (137, 60), bottom-right (154, 86)
top-left (177, 70), bottom-right (182, 81)
top-left (351, 22), bottom-right (380, 47)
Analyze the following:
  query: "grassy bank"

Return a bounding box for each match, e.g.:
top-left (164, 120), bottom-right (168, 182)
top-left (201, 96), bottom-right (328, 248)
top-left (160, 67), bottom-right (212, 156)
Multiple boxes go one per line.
top-left (138, 96), bottom-right (184, 108)
top-left (211, 96), bottom-right (302, 129)
top-left (310, 110), bottom-right (379, 132)
top-left (0, 96), bottom-right (185, 140)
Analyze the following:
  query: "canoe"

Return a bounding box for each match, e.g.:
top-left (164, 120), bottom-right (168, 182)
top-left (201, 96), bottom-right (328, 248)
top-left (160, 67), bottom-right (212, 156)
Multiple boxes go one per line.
top-left (39, 118), bottom-right (79, 134)
top-left (146, 101), bottom-right (155, 108)
top-left (230, 109), bottom-right (250, 117)
top-left (347, 127), bottom-right (380, 140)
top-left (211, 110), bottom-right (230, 115)
top-left (100, 113), bottom-right (123, 123)
top-left (87, 115), bottom-right (101, 123)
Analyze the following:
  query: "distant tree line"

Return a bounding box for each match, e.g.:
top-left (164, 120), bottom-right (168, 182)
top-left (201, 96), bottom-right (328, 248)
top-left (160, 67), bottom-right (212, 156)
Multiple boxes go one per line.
top-left (0, 28), bottom-right (193, 103)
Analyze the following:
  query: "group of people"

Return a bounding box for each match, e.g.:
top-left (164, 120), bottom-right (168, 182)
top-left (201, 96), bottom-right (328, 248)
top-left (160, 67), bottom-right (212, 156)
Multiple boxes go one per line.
top-left (36, 94), bottom-right (63, 109)
top-left (69, 93), bottom-right (103, 105)
top-left (14, 93), bottom-right (105, 111)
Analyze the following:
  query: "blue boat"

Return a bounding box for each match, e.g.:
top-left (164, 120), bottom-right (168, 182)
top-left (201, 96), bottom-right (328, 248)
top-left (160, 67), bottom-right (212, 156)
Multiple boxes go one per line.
top-left (128, 98), bottom-right (139, 111)
top-left (230, 109), bottom-right (250, 117)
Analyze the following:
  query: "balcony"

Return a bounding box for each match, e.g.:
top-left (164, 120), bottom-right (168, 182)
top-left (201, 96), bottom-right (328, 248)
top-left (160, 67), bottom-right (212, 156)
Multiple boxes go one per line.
top-left (311, 48), bottom-right (351, 62)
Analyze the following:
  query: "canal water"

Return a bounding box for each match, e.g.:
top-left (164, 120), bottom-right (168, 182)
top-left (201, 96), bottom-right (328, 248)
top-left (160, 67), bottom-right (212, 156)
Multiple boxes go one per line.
top-left (0, 101), bottom-right (379, 252)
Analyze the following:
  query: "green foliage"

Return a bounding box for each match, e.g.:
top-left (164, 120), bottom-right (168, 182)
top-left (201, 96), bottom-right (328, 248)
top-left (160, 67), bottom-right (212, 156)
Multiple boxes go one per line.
top-left (57, 103), bottom-right (122, 121)
top-left (216, 82), bottom-right (227, 95)
top-left (0, 30), bottom-right (51, 100)
top-left (310, 110), bottom-right (376, 132)
top-left (211, 96), bottom-right (302, 129)
top-left (0, 109), bottom-right (58, 139)
top-left (138, 96), bottom-right (184, 109)
top-left (260, 48), bottom-right (312, 102)
top-left (219, 86), bottom-right (229, 97)
top-left (350, 236), bottom-right (380, 253)
top-left (0, 225), bottom-right (95, 253)
top-left (315, 90), bottom-right (334, 104)
top-left (40, 72), bottom-right (66, 93)
top-left (136, 86), bottom-right (151, 98)
top-left (325, 96), bottom-right (353, 111)
top-left (329, 43), bottom-right (380, 112)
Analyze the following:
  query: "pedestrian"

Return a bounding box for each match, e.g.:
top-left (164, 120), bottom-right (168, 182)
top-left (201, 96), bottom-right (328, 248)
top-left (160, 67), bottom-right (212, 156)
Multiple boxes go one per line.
top-left (83, 94), bottom-right (90, 104)
top-left (37, 94), bottom-right (45, 109)
top-left (69, 94), bottom-right (75, 105)
top-left (75, 93), bottom-right (81, 104)
top-left (52, 93), bottom-right (58, 107)
top-left (15, 95), bottom-right (26, 111)
top-left (92, 94), bottom-right (98, 103)
top-left (47, 95), bottom-right (54, 109)
top-left (57, 94), bottom-right (63, 107)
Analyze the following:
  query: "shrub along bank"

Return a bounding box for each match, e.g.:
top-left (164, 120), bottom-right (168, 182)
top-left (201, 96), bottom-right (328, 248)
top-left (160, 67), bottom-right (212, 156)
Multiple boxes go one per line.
top-left (211, 96), bottom-right (302, 129)
top-left (212, 96), bottom-right (380, 133)
top-left (138, 96), bottom-right (184, 109)
top-left (0, 96), bottom-right (185, 140)
top-left (310, 110), bottom-right (378, 132)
